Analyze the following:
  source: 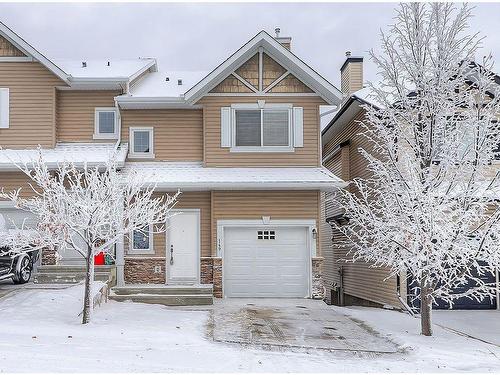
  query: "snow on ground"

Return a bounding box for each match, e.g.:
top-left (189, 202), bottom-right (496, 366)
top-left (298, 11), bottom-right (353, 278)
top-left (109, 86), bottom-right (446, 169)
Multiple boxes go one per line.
top-left (0, 285), bottom-right (499, 373)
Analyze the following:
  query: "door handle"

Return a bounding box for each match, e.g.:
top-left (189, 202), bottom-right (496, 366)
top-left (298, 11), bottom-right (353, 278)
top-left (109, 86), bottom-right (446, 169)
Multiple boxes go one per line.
top-left (170, 244), bottom-right (174, 265)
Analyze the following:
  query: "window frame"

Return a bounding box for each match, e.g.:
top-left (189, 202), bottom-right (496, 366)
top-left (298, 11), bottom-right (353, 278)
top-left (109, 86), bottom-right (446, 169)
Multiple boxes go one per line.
top-left (129, 126), bottom-right (155, 159)
top-left (93, 107), bottom-right (118, 140)
top-left (230, 103), bottom-right (294, 152)
top-left (128, 225), bottom-right (154, 255)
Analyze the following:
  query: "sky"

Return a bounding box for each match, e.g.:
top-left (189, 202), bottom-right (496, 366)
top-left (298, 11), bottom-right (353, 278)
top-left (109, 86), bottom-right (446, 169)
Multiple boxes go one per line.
top-left (0, 2), bottom-right (499, 88)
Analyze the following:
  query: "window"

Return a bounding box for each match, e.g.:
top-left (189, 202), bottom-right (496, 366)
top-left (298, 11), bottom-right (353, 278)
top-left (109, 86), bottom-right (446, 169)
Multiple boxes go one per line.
top-left (129, 127), bottom-right (154, 159)
top-left (232, 106), bottom-right (292, 151)
top-left (129, 226), bottom-right (154, 254)
top-left (94, 108), bottom-right (118, 139)
top-left (257, 230), bottom-right (276, 240)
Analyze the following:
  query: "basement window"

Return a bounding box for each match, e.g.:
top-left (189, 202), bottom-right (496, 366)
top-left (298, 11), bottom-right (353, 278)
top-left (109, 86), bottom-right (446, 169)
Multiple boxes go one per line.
top-left (94, 108), bottom-right (118, 139)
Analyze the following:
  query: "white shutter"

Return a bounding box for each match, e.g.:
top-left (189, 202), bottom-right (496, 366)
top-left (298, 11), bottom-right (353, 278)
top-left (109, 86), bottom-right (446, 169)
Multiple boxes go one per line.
top-left (0, 88), bottom-right (9, 129)
top-left (293, 107), bottom-right (303, 147)
top-left (220, 107), bottom-right (231, 147)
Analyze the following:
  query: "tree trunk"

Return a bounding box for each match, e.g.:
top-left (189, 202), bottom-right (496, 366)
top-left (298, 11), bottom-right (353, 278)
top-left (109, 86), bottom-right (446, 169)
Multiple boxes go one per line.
top-left (420, 285), bottom-right (433, 336)
top-left (82, 248), bottom-right (94, 324)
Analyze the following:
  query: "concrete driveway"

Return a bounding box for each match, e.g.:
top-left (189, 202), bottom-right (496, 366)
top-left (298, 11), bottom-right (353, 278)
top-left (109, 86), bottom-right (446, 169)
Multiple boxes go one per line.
top-left (209, 298), bottom-right (399, 353)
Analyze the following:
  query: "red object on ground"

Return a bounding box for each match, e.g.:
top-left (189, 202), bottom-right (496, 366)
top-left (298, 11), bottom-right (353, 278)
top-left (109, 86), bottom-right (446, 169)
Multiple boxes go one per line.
top-left (94, 252), bottom-right (105, 265)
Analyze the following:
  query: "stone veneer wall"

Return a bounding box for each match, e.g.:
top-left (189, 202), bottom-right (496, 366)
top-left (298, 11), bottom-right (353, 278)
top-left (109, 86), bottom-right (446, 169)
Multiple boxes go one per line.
top-left (312, 257), bottom-right (325, 299)
top-left (124, 257), bottom-right (166, 284)
top-left (41, 247), bottom-right (57, 265)
top-left (200, 257), bottom-right (222, 297)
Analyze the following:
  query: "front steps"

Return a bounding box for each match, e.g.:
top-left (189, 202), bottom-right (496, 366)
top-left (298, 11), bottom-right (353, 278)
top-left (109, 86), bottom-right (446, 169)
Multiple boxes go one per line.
top-left (34, 265), bottom-right (115, 285)
top-left (109, 284), bottom-right (214, 306)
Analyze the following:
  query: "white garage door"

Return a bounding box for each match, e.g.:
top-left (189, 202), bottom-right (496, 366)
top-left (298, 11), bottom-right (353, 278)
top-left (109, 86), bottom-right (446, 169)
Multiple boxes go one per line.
top-left (0, 207), bottom-right (37, 230)
top-left (224, 226), bottom-right (310, 297)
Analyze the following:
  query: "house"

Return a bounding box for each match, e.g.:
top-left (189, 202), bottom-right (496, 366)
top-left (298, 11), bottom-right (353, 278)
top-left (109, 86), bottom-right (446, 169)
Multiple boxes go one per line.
top-left (320, 53), bottom-right (500, 310)
top-left (0, 23), bottom-right (345, 300)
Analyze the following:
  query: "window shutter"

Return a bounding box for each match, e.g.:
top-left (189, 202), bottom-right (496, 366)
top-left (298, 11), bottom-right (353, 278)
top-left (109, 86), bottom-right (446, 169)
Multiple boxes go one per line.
top-left (293, 107), bottom-right (303, 147)
top-left (0, 88), bottom-right (9, 129)
top-left (220, 107), bottom-right (231, 147)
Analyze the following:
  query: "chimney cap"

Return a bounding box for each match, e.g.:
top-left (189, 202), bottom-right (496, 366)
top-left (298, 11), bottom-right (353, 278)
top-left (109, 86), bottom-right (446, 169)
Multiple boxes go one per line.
top-left (340, 54), bottom-right (363, 72)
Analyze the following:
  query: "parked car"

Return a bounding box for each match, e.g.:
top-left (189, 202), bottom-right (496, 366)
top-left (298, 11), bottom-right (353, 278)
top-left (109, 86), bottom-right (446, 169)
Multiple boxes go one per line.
top-left (0, 213), bottom-right (39, 284)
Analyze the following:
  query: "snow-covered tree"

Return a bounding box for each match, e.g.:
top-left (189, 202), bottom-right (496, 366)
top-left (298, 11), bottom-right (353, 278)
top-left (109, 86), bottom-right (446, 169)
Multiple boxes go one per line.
top-left (0, 152), bottom-right (178, 324)
top-left (331, 3), bottom-right (500, 336)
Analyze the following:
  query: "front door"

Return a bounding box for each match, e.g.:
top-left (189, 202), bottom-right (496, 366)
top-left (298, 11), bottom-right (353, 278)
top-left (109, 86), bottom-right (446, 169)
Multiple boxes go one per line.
top-left (167, 210), bottom-right (200, 284)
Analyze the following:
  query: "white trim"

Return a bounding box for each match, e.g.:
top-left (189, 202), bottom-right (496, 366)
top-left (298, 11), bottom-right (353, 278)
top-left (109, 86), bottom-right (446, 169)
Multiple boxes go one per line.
top-left (204, 93), bottom-right (321, 97)
top-left (0, 201), bottom-right (16, 209)
top-left (263, 71), bottom-right (290, 93)
top-left (258, 47), bottom-right (263, 92)
top-left (128, 225), bottom-right (154, 255)
top-left (166, 209), bottom-right (201, 284)
top-left (0, 56), bottom-right (34, 62)
top-left (217, 218), bottom-right (317, 298)
top-left (129, 127), bottom-right (155, 159)
top-left (93, 107), bottom-right (118, 140)
top-left (232, 72), bottom-right (258, 93)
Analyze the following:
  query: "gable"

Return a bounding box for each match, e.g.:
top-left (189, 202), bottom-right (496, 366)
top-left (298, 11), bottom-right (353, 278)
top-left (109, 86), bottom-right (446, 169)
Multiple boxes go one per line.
top-left (208, 51), bottom-right (315, 95)
top-left (0, 35), bottom-right (26, 57)
top-left (186, 31), bottom-right (342, 105)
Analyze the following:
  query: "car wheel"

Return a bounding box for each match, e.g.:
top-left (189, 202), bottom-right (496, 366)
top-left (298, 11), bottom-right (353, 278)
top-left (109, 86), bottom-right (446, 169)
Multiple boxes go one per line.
top-left (13, 255), bottom-right (32, 284)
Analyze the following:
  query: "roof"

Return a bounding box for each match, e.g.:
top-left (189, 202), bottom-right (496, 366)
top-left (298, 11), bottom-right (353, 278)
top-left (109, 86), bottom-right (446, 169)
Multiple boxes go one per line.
top-left (184, 30), bottom-right (342, 105)
top-left (54, 58), bottom-right (156, 82)
top-left (122, 162), bottom-right (345, 191)
top-left (0, 21), bottom-right (70, 84)
top-left (0, 143), bottom-right (128, 171)
top-left (116, 70), bottom-right (209, 109)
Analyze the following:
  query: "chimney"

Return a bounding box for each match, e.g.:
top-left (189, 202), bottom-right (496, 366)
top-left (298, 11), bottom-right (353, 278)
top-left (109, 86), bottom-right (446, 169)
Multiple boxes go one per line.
top-left (274, 27), bottom-right (292, 51)
top-left (340, 51), bottom-right (363, 97)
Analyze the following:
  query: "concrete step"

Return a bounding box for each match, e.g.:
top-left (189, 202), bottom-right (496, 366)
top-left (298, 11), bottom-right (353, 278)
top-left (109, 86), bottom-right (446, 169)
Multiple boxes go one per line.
top-left (37, 265), bottom-right (114, 273)
top-left (112, 285), bottom-right (213, 296)
top-left (34, 272), bottom-right (111, 284)
top-left (109, 292), bottom-right (213, 306)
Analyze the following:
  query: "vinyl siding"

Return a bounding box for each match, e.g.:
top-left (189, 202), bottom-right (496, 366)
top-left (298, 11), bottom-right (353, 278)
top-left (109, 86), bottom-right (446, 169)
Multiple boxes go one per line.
top-left (121, 109), bottom-right (203, 161)
top-left (124, 191), bottom-right (211, 258)
top-left (0, 62), bottom-right (64, 148)
top-left (0, 172), bottom-right (38, 198)
top-left (321, 108), bottom-right (402, 307)
top-left (56, 90), bottom-right (121, 142)
top-left (211, 190), bottom-right (320, 256)
top-left (199, 96), bottom-right (325, 167)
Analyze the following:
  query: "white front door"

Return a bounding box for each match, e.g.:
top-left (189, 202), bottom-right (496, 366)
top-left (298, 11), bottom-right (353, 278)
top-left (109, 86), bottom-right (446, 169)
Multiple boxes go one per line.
top-left (167, 210), bottom-right (200, 284)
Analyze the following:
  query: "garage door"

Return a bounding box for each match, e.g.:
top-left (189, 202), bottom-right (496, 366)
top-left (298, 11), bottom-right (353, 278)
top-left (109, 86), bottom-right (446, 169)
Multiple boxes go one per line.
top-left (0, 207), bottom-right (37, 230)
top-left (224, 226), bottom-right (310, 297)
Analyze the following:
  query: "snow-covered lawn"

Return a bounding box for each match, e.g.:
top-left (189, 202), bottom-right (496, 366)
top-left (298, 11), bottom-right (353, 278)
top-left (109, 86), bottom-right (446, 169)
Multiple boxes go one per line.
top-left (0, 285), bottom-right (499, 372)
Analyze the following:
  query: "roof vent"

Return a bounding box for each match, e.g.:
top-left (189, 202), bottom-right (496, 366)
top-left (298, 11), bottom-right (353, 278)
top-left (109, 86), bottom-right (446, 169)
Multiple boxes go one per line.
top-left (275, 27), bottom-right (280, 38)
top-left (107, 61), bottom-right (110, 66)
top-left (82, 61), bottom-right (87, 68)
top-left (177, 79), bottom-right (182, 85)
top-left (165, 77), bottom-right (170, 82)
top-left (345, 51), bottom-right (351, 57)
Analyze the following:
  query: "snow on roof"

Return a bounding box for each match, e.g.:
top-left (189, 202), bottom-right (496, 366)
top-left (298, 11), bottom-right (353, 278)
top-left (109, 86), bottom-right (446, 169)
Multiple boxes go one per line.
top-left (0, 143), bottom-right (128, 171)
top-left (53, 58), bottom-right (155, 80)
top-left (127, 70), bottom-right (209, 98)
top-left (122, 162), bottom-right (345, 191)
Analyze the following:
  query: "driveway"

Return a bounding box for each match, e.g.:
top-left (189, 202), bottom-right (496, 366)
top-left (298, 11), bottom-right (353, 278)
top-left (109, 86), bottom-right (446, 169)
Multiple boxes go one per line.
top-left (209, 298), bottom-right (399, 353)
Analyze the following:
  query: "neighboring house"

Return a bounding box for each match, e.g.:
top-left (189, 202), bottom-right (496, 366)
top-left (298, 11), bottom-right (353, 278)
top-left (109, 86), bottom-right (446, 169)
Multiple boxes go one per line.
top-left (0, 23), bottom-right (345, 299)
top-left (320, 54), bottom-right (500, 310)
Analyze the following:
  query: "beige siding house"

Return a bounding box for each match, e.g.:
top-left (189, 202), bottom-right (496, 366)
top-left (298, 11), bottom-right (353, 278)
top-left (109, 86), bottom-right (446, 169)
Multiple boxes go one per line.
top-left (320, 54), bottom-right (499, 310)
top-left (0, 23), bottom-right (344, 299)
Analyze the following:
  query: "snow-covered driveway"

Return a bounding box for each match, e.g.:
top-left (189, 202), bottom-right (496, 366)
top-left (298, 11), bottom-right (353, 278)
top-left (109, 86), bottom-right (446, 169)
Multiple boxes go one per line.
top-left (0, 285), bottom-right (499, 372)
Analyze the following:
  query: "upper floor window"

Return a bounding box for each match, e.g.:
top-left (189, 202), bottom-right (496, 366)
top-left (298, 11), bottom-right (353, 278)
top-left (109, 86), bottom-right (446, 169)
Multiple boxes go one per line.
top-left (129, 127), bottom-right (154, 159)
top-left (0, 88), bottom-right (9, 129)
top-left (94, 107), bottom-right (118, 139)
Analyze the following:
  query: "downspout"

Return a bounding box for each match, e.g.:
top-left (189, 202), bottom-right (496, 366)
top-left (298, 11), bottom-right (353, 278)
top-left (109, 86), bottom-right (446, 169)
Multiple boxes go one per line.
top-left (496, 267), bottom-right (499, 311)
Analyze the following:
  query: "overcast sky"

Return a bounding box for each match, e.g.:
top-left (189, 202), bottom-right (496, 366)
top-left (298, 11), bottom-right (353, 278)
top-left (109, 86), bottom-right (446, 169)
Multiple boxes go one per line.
top-left (0, 2), bottom-right (499, 88)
